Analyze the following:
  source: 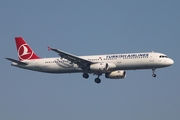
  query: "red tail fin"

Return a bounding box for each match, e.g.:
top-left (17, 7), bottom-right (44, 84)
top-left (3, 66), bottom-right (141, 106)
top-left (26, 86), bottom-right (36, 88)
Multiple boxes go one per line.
top-left (15, 37), bottom-right (40, 61)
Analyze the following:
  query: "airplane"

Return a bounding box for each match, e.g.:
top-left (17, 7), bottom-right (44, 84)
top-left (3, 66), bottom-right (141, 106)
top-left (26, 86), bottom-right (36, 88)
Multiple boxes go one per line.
top-left (6, 37), bottom-right (174, 84)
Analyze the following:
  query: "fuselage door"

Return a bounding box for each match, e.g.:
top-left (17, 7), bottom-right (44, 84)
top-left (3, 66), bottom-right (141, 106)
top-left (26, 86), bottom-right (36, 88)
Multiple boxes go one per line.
top-left (117, 58), bottom-right (122, 63)
top-left (149, 53), bottom-right (154, 62)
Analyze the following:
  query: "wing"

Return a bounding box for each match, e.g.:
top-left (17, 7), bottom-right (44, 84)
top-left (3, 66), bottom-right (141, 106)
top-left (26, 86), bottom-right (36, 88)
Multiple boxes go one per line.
top-left (48, 47), bottom-right (94, 69)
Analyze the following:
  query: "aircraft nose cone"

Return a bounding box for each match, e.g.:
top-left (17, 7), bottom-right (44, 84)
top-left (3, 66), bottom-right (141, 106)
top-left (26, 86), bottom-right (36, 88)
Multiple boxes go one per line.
top-left (169, 59), bottom-right (174, 65)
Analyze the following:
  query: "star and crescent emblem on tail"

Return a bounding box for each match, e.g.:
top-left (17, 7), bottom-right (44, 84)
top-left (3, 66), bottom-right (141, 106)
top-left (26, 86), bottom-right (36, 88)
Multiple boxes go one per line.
top-left (18, 44), bottom-right (33, 60)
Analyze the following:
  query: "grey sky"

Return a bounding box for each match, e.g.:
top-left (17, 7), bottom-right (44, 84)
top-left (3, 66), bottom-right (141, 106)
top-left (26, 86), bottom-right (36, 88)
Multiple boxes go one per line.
top-left (1, 1), bottom-right (180, 120)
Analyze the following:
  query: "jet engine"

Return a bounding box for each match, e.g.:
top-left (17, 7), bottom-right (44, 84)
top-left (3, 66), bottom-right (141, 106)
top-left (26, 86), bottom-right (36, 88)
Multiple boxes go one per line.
top-left (105, 70), bottom-right (126, 79)
top-left (90, 63), bottom-right (116, 72)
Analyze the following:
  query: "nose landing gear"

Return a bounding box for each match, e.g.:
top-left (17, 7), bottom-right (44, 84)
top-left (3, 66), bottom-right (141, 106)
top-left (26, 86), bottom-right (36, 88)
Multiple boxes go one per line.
top-left (152, 68), bottom-right (157, 77)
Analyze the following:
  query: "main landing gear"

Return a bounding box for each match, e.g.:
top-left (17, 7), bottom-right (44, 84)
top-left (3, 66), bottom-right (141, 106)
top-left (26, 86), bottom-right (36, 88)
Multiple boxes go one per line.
top-left (152, 68), bottom-right (157, 77)
top-left (82, 73), bottom-right (89, 79)
top-left (82, 73), bottom-right (101, 84)
top-left (94, 77), bottom-right (101, 84)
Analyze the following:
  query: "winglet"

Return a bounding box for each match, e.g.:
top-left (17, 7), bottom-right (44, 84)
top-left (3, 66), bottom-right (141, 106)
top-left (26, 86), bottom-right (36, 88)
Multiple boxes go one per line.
top-left (48, 46), bottom-right (52, 51)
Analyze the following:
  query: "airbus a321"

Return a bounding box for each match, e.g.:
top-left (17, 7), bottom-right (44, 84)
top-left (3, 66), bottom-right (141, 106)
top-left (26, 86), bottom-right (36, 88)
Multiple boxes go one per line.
top-left (6, 37), bottom-right (174, 84)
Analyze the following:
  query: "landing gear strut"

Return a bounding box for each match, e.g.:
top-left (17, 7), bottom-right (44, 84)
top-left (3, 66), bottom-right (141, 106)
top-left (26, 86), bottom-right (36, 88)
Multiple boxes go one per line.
top-left (152, 68), bottom-right (156, 77)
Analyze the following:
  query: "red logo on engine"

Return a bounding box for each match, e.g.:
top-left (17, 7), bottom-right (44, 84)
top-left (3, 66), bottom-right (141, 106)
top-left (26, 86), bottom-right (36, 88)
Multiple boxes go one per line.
top-left (18, 44), bottom-right (33, 60)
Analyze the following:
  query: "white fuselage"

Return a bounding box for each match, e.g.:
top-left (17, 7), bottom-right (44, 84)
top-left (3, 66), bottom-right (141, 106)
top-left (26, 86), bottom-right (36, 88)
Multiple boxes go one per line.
top-left (11, 52), bottom-right (174, 73)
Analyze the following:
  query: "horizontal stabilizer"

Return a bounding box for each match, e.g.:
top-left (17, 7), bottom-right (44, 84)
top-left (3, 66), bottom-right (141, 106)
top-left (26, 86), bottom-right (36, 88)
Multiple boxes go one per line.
top-left (6, 58), bottom-right (28, 65)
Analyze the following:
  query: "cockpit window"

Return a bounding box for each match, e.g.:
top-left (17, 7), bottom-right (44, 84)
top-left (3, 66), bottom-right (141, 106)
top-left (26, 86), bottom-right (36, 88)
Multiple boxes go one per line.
top-left (159, 55), bottom-right (168, 58)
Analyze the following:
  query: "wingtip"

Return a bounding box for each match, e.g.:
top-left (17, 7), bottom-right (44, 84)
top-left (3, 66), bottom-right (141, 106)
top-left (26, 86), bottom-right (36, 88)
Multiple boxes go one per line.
top-left (48, 46), bottom-right (52, 51)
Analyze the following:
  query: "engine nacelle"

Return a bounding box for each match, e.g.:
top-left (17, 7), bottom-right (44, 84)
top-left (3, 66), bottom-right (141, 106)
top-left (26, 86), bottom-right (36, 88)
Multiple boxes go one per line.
top-left (105, 70), bottom-right (126, 79)
top-left (90, 63), bottom-right (116, 72)
top-left (90, 63), bottom-right (108, 71)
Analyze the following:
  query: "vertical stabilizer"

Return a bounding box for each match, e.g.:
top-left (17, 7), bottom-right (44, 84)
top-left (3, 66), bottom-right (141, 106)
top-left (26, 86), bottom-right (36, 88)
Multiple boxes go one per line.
top-left (15, 37), bottom-right (40, 61)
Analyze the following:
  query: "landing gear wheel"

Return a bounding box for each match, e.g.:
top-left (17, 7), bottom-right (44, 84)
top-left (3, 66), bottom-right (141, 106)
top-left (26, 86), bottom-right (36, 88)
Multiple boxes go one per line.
top-left (83, 73), bottom-right (89, 79)
top-left (94, 78), bottom-right (101, 84)
top-left (152, 74), bottom-right (156, 77)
